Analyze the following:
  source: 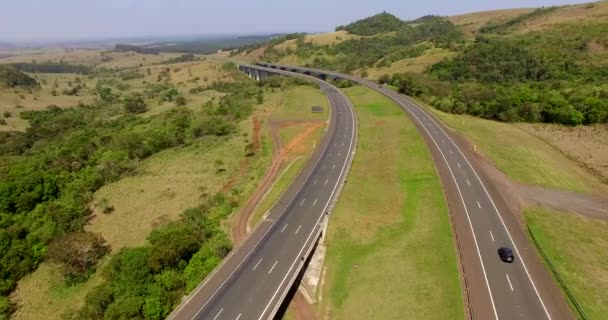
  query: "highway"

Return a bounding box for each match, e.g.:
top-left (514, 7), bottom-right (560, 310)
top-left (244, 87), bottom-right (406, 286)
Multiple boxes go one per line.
top-left (168, 66), bottom-right (357, 320)
top-left (261, 63), bottom-right (574, 320)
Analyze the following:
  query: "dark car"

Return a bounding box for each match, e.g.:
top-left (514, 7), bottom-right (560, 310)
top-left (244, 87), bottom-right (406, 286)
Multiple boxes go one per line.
top-left (498, 247), bottom-right (515, 263)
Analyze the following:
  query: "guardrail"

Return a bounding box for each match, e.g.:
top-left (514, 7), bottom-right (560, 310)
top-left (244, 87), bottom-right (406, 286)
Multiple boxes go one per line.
top-left (527, 226), bottom-right (588, 320)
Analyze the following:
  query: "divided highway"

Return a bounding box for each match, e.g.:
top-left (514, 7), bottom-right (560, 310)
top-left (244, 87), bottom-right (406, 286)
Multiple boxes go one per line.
top-left (169, 66), bottom-right (357, 320)
top-left (261, 63), bottom-right (573, 320)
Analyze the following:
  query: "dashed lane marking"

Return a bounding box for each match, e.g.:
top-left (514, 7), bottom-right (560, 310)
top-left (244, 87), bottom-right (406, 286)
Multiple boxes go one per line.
top-left (268, 261), bottom-right (278, 274)
top-left (252, 258), bottom-right (263, 271)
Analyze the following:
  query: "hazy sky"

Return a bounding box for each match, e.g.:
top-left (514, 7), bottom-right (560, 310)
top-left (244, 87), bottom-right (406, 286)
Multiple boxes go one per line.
top-left (0, 0), bottom-right (593, 41)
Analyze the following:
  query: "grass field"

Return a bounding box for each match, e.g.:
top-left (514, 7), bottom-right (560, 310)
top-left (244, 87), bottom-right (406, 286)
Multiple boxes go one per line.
top-left (422, 103), bottom-right (608, 194)
top-left (525, 207), bottom-right (608, 319)
top-left (321, 86), bottom-right (463, 319)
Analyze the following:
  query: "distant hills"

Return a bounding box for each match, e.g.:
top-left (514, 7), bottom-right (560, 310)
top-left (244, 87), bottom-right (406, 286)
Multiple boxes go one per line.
top-left (234, 1), bottom-right (608, 126)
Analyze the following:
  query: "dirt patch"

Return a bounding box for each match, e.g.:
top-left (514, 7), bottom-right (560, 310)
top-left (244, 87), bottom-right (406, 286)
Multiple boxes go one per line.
top-left (229, 119), bottom-right (325, 243)
top-left (519, 123), bottom-right (608, 183)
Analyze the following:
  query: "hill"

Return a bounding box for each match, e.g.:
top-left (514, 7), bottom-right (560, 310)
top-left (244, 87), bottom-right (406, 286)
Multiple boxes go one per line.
top-left (234, 1), bottom-right (608, 126)
top-left (0, 65), bottom-right (38, 88)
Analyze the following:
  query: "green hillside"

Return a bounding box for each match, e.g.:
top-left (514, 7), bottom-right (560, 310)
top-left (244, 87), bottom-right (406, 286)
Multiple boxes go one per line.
top-left (237, 1), bottom-right (608, 126)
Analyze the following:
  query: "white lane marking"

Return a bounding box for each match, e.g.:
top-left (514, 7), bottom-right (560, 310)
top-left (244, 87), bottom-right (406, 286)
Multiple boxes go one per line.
top-left (252, 258), bottom-right (263, 271)
top-left (402, 95), bottom-right (552, 320)
top-left (281, 224), bottom-right (288, 233)
top-left (295, 225), bottom-right (302, 234)
top-left (313, 199), bottom-right (318, 207)
top-left (332, 164), bottom-right (336, 169)
top-left (466, 179), bottom-right (471, 186)
top-left (490, 231), bottom-right (495, 242)
top-left (324, 179), bottom-right (328, 185)
top-left (212, 308), bottom-right (223, 320)
top-left (449, 149), bottom-right (453, 154)
top-left (506, 274), bottom-right (514, 291)
top-left (299, 199), bottom-right (305, 207)
top-left (258, 83), bottom-right (357, 320)
top-left (477, 201), bottom-right (481, 208)
top-left (235, 313), bottom-right (242, 320)
top-left (268, 261), bottom-right (278, 274)
top-left (314, 179), bottom-right (318, 185)
top-left (338, 152), bottom-right (341, 157)
top-left (457, 162), bottom-right (462, 168)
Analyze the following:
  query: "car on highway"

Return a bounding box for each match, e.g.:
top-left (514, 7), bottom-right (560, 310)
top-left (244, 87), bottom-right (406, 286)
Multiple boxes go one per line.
top-left (498, 247), bottom-right (515, 263)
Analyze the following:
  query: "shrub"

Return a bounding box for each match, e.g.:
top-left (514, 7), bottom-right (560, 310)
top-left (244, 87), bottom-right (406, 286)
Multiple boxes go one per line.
top-left (46, 231), bottom-right (110, 281)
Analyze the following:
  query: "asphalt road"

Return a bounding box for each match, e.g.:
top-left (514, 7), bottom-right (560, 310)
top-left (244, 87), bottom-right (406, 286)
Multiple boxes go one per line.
top-left (260, 63), bottom-right (574, 320)
top-left (169, 66), bottom-right (357, 320)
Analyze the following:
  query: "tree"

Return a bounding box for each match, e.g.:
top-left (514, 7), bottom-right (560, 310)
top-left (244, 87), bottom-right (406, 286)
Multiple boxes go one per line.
top-left (46, 231), bottom-right (110, 280)
top-left (378, 74), bottom-right (391, 84)
top-left (123, 94), bottom-right (148, 114)
top-left (175, 96), bottom-right (187, 106)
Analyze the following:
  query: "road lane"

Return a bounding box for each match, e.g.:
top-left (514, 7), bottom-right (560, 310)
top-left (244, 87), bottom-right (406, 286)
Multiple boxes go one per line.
top-left (169, 66), bottom-right (357, 320)
top-left (260, 63), bottom-right (574, 320)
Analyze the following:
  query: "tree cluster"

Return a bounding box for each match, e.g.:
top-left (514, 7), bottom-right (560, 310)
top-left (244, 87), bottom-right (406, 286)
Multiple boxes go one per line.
top-left (11, 62), bottom-right (92, 74)
top-left (0, 77), bottom-right (265, 318)
top-left (0, 65), bottom-right (39, 88)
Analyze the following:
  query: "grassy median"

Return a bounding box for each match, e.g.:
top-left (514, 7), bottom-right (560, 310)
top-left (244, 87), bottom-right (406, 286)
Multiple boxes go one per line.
top-left (321, 86), bottom-right (463, 319)
top-left (526, 208), bottom-right (608, 319)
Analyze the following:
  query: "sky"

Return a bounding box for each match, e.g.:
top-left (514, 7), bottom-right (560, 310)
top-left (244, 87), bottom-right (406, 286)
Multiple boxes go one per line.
top-left (0, 0), bottom-right (594, 42)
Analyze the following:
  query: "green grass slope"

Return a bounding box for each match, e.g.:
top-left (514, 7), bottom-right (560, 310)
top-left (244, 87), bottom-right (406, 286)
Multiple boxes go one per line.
top-left (321, 86), bottom-right (462, 319)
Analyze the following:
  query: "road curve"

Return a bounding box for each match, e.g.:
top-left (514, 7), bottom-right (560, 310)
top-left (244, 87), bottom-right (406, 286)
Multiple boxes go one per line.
top-left (260, 63), bottom-right (575, 320)
top-left (168, 65), bottom-right (357, 320)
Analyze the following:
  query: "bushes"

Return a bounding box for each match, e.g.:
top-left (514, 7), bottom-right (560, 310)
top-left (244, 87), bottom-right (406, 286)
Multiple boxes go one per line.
top-left (122, 94), bottom-right (148, 114)
top-left (76, 194), bottom-right (233, 319)
top-left (430, 37), bottom-right (577, 83)
top-left (46, 231), bottom-right (110, 281)
top-left (0, 65), bottom-right (38, 88)
top-left (0, 76), bottom-right (266, 312)
top-left (339, 12), bottom-right (404, 35)
top-left (10, 62), bottom-right (92, 74)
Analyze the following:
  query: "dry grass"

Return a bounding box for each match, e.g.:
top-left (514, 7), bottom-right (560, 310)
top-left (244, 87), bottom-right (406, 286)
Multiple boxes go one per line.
top-left (518, 123), bottom-right (608, 183)
top-left (86, 136), bottom-right (250, 250)
top-left (0, 72), bottom-right (97, 131)
top-left (364, 48), bottom-right (455, 79)
top-left (448, 8), bottom-right (535, 36)
top-left (276, 31), bottom-right (361, 51)
top-left (510, 1), bottom-right (608, 34)
top-left (10, 263), bottom-right (105, 320)
top-left (0, 49), bottom-right (234, 132)
top-left (96, 52), bottom-right (181, 69)
top-left (0, 48), bottom-right (104, 65)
